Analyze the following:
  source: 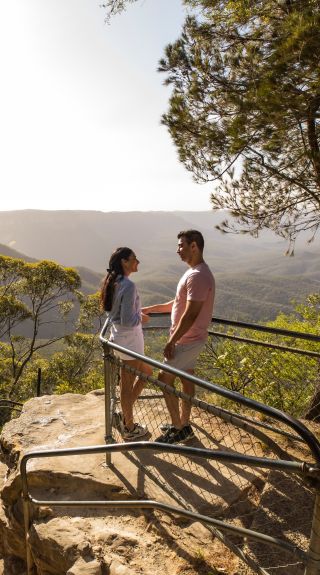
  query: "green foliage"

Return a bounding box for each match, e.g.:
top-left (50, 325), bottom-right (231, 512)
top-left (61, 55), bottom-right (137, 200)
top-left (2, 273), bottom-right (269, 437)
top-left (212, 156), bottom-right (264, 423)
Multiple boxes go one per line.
top-left (0, 256), bottom-right (31, 338)
top-left (102, 0), bottom-right (139, 21)
top-left (77, 291), bottom-right (105, 333)
top-left (159, 0), bottom-right (320, 241)
top-left (143, 329), bottom-right (168, 362)
top-left (0, 342), bottom-right (14, 396)
top-left (107, 1), bottom-right (320, 241)
top-left (0, 255), bottom-right (25, 291)
top-left (0, 332), bottom-right (104, 404)
top-left (0, 256), bottom-right (81, 399)
top-left (13, 355), bottom-right (50, 402)
top-left (141, 296), bottom-right (320, 418)
top-left (2, 250), bottom-right (320, 427)
top-left (197, 294), bottom-right (320, 417)
top-left (20, 260), bottom-right (80, 299)
top-left (45, 333), bottom-right (103, 395)
top-left (0, 294), bottom-right (30, 338)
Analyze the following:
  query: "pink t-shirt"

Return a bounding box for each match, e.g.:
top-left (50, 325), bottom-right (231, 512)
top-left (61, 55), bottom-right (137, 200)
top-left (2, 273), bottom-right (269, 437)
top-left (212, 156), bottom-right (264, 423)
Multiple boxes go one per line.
top-left (170, 262), bottom-right (215, 344)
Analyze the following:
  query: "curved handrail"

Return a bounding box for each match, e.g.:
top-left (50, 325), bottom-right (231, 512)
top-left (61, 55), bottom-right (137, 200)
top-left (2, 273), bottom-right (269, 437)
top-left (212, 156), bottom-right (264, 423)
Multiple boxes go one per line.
top-left (141, 312), bottom-right (320, 342)
top-left (20, 443), bottom-right (310, 563)
top-left (212, 316), bottom-right (320, 342)
top-left (20, 442), bottom-right (314, 477)
top-left (100, 321), bottom-right (320, 463)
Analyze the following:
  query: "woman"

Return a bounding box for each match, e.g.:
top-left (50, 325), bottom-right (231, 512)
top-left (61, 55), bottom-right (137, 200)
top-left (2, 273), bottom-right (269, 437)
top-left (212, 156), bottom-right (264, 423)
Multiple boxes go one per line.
top-left (101, 247), bottom-right (151, 440)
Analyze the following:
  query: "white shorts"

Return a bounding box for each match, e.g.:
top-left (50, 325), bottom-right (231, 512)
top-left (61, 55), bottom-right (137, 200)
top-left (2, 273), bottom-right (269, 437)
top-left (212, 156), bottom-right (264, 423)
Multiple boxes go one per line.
top-left (164, 340), bottom-right (205, 371)
top-left (109, 324), bottom-right (144, 361)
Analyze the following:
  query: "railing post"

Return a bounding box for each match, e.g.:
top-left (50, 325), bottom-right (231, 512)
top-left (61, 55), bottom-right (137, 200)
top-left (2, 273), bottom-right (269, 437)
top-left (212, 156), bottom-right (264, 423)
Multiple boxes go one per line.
top-left (22, 495), bottom-right (35, 575)
top-left (306, 492), bottom-right (320, 575)
top-left (21, 458), bottom-right (36, 575)
top-left (36, 367), bottom-right (41, 397)
top-left (103, 342), bottom-right (113, 466)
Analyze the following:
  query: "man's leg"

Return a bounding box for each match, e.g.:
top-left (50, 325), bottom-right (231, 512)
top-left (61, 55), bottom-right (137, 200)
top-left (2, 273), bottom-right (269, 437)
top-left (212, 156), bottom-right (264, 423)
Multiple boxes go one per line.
top-left (180, 370), bottom-right (195, 427)
top-left (158, 370), bottom-right (182, 429)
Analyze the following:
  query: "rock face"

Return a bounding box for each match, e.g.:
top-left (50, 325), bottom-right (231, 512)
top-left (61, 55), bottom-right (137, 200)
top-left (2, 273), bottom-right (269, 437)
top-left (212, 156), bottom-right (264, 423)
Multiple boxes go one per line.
top-left (0, 391), bottom-right (241, 575)
top-left (0, 390), bottom-right (315, 575)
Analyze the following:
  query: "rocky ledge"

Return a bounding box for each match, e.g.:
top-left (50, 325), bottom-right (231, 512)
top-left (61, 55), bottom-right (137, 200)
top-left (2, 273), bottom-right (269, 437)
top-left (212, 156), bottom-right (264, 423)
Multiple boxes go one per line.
top-left (0, 391), bottom-right (241, 575)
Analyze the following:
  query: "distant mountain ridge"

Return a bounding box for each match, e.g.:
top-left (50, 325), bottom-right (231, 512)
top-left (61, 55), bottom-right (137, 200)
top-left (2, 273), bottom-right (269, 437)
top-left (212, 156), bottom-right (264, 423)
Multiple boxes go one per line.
top-left (0, 210), bottom-right (319, 322)
top-left (0, 208), bottom-right (318, 270)
top-left (0, 243), bottom-right (37, 262)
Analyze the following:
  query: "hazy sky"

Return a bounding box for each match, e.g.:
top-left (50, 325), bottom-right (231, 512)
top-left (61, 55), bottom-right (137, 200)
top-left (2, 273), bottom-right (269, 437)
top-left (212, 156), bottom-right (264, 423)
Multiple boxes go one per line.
top-left (0, 0), bottom-right (213, 212)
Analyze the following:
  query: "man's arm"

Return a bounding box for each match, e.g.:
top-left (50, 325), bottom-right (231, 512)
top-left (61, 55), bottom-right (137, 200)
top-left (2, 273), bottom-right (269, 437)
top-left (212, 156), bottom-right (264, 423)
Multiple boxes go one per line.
top-left (141, 312), bottom-right (150, 324)
top-left (141, 300), bottom-right (174, 315)
top-left (164, 300), bottom-right (204, 359)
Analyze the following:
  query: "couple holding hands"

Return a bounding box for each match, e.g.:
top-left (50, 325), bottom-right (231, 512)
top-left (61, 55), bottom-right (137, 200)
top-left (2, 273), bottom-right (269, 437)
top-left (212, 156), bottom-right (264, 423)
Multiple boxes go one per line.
top-left (101, 229), bottom-right (215, 444)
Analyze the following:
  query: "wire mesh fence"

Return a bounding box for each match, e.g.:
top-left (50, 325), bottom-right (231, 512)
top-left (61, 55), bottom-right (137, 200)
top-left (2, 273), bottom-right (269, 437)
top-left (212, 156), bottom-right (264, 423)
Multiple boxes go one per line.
top-left (204, 330), bottom-right (320, 421)
top-left (101, 317), bottom-right (320, 575)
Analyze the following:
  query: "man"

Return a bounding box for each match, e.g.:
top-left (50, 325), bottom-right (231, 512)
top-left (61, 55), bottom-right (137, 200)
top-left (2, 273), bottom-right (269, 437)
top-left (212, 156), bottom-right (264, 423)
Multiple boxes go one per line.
top-left (142, 229), bottom-right (215, 444)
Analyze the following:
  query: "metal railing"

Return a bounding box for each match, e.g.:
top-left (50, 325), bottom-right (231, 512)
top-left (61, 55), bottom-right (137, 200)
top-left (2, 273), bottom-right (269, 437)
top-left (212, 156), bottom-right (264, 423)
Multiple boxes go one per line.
top-left (99, 316), bottom-right (320, 575)
top-left (18, 315), bottom-right (320, 575)
top-left (20, 442), bottom-right (312, 575)
top-left (205, 316), bottom-right (320, 421)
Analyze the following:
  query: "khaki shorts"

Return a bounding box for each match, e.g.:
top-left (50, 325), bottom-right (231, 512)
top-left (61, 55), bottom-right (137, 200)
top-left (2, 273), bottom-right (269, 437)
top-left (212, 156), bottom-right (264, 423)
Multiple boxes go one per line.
top-left (164, 340), bottom-right (205, 371)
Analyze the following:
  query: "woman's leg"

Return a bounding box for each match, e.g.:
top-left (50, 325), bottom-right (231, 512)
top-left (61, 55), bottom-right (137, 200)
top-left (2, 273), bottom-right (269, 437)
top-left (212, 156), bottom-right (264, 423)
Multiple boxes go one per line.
top-left (120, 361), bottom-right (136, 430)
top-left (120, 360), bottom-right (152, 430)
top-left (132, 361), bottom-right (153, 403)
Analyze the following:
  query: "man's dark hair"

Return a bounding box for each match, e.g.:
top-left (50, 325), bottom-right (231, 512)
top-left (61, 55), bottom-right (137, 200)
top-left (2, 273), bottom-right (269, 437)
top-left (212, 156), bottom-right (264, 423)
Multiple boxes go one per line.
top-left (177, 229), bottom-right (204, 251)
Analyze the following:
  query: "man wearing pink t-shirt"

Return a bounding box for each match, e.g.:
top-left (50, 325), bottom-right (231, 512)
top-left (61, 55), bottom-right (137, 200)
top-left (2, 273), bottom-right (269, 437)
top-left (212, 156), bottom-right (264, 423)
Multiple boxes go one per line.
top-left (142, 230), bottom-right (215, 444)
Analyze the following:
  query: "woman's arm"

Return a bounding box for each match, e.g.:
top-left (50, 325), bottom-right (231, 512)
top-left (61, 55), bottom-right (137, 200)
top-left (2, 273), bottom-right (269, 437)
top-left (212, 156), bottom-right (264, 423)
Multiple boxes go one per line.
top-left (120, 282), bottom-right (141, 327)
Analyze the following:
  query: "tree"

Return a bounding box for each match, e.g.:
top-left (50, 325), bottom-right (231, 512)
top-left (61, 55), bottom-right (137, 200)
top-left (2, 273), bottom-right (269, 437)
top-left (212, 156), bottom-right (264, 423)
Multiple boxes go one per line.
top-left (0, 257), bottom-right (31, 338)
top-left (0, 256), bottom-right (81, 398)
top-left (161, 0), bottom-right (320, 243)
top-left (43, 333), bottom-right (104, 395)
top-left (197, 293), bottom-right (320, 418)
top-left (105, 0), bottom-right (320, 243)
top-left (77, 291), bottom-right (105, 334)
top-left (102, 0), bottom-right (138, 20)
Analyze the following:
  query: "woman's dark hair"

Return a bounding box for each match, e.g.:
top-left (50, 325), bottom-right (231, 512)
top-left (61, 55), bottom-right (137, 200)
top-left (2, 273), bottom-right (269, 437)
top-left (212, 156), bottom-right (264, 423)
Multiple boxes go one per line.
top-left (100, 247), bottom-right (133, 311)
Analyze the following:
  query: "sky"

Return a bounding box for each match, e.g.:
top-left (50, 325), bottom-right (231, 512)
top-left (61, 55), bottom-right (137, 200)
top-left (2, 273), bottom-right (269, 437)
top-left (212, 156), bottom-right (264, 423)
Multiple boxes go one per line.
top-left (0, 0), bottom-right (213, 212)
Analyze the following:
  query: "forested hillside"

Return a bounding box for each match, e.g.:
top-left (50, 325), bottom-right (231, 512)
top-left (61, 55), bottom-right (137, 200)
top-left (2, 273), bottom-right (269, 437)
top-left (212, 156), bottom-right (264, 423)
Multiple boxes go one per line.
top-left (0, 210), bottom-right (319, 322)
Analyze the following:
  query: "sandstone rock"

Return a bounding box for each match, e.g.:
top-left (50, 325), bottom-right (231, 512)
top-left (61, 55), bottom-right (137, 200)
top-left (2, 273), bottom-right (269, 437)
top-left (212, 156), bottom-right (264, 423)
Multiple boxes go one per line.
top-left (183, 520), bottom-right (213, 544)
top-left (0, 496), bottom-right (26, 560)
top-left (109, 558), bottom-right (136, 575)
top-left (29, 517), bottom-right (87, 574)
top-left (66, 557), bottom-right (103, 575)
top-left (0, 461), bottom-right (7, 485)
top-left (0, 389), bottom-right (270, 575)
top-left (0, 554), bottom-right (27, 575)
top-left (238, 470), bottom-right (313, 575)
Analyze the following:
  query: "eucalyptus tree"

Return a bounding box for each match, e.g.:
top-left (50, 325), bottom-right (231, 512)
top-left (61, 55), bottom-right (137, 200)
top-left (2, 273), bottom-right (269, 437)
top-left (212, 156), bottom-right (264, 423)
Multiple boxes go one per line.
top-left (0, 256), bottom-right (30, 339)
top-left (0, 256), bottom-right (81, 398)
top-left (44, 333), bottom-right (104, 395)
